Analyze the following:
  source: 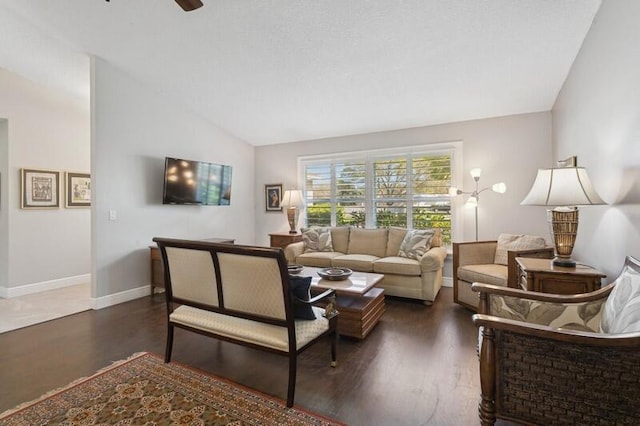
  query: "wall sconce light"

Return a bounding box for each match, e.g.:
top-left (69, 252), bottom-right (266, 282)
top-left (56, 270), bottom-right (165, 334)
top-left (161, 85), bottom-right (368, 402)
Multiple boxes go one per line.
top-left (521, 156), bottom-right (605, 267)
top-left (281, 190), bottom-right (304, 234)
top-left (449, 168), bottom-right (507, 241)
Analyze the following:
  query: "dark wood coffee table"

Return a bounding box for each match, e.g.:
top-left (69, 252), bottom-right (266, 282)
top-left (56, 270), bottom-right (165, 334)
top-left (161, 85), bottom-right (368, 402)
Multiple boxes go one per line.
top-left (301, 267), bottom-right (385, 340)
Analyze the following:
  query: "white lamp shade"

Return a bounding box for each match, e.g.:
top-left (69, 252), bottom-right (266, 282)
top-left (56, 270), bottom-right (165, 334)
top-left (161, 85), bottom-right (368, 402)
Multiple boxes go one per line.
top-left (491, 182), bottom-right (507, 194)
top-left (281, 190), bottom-right (304, 208)
top-left (470, 168), bottom-right (482, 178)
top-left (521, 167), bottom-right (605, 206)
top-left (465, 196), bottom-right (478, 207)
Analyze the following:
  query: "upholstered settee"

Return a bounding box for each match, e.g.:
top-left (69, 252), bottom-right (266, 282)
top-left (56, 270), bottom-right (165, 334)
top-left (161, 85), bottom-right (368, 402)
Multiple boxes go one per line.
top-left (284, 227), bottom-right (447, 305)
top-left (453, 233), bottom-right (554, 311)
top-left (153, 237), bottom-right (339, 408)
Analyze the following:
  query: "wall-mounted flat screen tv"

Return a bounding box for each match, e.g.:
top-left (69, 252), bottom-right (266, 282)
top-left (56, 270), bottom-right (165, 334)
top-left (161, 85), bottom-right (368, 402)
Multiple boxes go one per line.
top-left (162, 157), bottom-right (232, 205)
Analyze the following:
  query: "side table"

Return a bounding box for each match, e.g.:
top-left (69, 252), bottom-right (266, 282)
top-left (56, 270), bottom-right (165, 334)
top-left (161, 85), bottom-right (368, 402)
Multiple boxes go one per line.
top-left (149, 237), bottom-right (234, 296)
top-left (269, 232), bottom-right (302, 249)
top-left (516, 257), bottom-right (606, 295)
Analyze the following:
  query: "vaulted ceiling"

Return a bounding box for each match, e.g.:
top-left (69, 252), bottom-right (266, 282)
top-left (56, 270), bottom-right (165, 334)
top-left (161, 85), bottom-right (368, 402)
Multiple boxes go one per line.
top-left (0, 0), bottom-right (601, 145)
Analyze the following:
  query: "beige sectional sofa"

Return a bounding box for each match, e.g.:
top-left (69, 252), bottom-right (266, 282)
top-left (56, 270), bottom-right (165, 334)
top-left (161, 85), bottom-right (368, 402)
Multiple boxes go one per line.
top-left (284, 227), bottom-right (447, 305)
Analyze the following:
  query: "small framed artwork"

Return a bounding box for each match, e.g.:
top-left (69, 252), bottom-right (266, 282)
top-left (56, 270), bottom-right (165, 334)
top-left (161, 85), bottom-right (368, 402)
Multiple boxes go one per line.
top-left (65, 172), bottom-right (91, 208)
top-left (265, 183), bottom-right (283, 211)
top-left (21, 168), bottom-right (61, 209)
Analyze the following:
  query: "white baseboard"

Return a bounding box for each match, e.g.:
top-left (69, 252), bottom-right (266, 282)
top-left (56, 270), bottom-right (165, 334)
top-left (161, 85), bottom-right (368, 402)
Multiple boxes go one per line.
top-left (91, 285), bottom-right (151, 310)
top-left (442, 276), bottom-right (453, 287)
top-left (0, 274), bottom-right (91, 298)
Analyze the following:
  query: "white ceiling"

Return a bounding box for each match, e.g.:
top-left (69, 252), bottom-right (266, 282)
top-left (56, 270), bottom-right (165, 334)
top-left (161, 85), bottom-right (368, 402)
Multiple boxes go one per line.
top-left (0, 0), bottom-right (601, 146)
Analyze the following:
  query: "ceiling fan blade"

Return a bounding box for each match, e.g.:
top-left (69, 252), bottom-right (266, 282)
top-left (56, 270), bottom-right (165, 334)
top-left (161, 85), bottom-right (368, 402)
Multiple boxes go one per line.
top-left (175, 0), bottom-right (203, 11)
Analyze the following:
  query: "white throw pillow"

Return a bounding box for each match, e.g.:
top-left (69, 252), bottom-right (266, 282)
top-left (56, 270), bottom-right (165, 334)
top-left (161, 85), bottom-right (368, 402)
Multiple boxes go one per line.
top-left (301, 227), bottom-right (334, 252)
top-left (493, 233), bottom-right (547, 266)
top-left (600, 264), bottom-right (640, 334)
top-left (398, 229), bottom-right (435, 260)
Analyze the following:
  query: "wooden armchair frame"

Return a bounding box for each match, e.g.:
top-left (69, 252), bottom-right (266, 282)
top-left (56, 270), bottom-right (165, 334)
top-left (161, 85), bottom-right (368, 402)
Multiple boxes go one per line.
top-left (453, 240), bottom-right (554, 311)
top-left (471, 256), bottom-right (640, 425)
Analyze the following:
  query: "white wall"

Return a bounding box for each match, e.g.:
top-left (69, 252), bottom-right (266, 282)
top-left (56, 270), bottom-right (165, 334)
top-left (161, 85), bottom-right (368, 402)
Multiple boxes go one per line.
top-left (552, 0), bottom-right (640, 281)
top-left (0, 119), bottom-right (8, 289)
top-left (255, 112), bottom-right (553, 277)
top-left (0, 68), bottom-right (90, 296)
top-left (91, 58), bottom-right (255, 301)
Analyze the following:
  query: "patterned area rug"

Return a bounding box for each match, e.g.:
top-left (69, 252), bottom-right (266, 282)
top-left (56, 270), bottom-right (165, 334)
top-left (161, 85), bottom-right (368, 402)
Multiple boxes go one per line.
top-left (0, 352), bottom-right (344, 425)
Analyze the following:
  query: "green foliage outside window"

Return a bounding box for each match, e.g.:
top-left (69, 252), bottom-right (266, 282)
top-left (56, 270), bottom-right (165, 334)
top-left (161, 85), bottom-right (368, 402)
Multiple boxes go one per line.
top-left (304, 152), bottom-right (453, 245)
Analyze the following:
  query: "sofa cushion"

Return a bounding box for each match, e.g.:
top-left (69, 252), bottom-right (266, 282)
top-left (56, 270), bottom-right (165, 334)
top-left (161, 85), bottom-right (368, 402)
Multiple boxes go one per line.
top-left (331, 254), bottom-right (378, 272)
top-left (289, 275), bottom-right (316, 320)
top-left (494, 233), bottom-right (547, 265)
top-left (297, 251), bottom-right (344, 268)
top-left (301, 227), bottom-right (333, 252)
top-left (398, 229), bottom-right (435, 260)
top-left (347, 228), bottom-right (388, 257)
top-left (600, 264), bottom-right (640, 334)
top-left (330, 226), bottom-right (351, 254)
top-left (373, 256), bottom-right (421, 276)
top-left (457, 264), bottom-right (508, 286)
top-left (386, 227), bottom-right (408, 257)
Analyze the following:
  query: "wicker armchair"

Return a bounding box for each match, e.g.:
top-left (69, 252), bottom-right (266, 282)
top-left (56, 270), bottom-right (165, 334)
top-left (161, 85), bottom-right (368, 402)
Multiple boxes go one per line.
top-left (472, 256), bottom-right (640, 426)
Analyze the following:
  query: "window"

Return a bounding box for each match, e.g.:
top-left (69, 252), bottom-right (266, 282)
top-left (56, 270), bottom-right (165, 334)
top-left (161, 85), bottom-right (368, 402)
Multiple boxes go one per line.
top-left (300, 144), bottom-right (458, 245)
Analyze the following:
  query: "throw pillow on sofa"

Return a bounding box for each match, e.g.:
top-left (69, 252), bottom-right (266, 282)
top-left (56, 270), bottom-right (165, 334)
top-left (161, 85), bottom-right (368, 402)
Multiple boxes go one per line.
top-left (289, 275), bottom-right (316, 320)
top-left (398, 229), bottom-right (435, 260)
top-left (493, 233), bottom-right (547, 265)
top-left (301, 227), bottom-right (333, 253)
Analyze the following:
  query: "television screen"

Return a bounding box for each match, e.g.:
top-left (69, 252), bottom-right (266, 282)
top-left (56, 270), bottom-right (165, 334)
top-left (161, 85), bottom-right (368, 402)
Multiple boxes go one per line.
top-left (162, 157), bottom-right (232, 205)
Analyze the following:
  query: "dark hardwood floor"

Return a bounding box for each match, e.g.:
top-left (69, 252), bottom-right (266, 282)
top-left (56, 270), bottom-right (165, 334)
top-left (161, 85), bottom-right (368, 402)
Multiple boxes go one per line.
top-left (0, 287), bottom-right (490, 425)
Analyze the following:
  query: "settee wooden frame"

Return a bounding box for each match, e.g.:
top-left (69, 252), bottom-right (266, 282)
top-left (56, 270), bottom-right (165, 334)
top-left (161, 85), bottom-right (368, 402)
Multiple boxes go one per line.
top-left (471, 255), bottom-right (640, 425)
top-left (153, 237), bottom-right (339, 408)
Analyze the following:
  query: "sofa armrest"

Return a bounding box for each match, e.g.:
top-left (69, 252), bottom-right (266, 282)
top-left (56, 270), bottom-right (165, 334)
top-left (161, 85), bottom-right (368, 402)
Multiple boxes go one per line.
top-left (420, 246), bottom-right (447, 272)
top-left (506, 246), bottom-right (555, 287)
top-left (283, 241), bottom-right (305, 264)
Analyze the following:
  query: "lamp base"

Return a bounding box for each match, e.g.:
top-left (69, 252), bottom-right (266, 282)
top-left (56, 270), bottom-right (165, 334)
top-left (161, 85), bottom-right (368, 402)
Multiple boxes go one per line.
top-left (552, 257), bottom-right (576, 268)
top-left (286, 207), bottom-right (297, 234)
top-left (548, 207), bottom-right (579, 269)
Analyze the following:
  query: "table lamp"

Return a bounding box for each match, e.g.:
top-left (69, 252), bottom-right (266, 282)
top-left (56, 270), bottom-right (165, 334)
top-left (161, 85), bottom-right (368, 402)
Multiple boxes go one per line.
top-left (521, 161), bottom-right (605, 267)
top-left (281, 190), bottom-right (304, 234)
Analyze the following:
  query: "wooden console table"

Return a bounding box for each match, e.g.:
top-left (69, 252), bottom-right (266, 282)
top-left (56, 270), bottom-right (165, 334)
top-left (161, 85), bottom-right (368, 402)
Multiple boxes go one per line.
top-left (269, 232), bottom-right (302, 249)
top-left (149, 237), bottom-right (234, 295)
top-left (516, 257), bottom-right (606, 295)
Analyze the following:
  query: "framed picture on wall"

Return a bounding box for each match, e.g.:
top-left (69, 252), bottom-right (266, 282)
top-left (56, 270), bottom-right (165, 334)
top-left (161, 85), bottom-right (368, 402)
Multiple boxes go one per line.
top-left (21, 168), bottom-right (60, 209)
top-left (265, 183), bottom-right (283, 211)
top-left (65, 172), bottom-right (91, 208)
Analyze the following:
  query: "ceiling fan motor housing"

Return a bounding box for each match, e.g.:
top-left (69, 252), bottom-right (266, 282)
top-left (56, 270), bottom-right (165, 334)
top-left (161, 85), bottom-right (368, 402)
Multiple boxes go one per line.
top-left (175, 0), bottom-right (203, 11)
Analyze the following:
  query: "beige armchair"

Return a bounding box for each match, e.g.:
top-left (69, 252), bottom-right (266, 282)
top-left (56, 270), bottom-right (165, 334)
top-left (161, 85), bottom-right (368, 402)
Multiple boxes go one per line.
top-left (471, 256), bottom-right (640, 425)
top-left (453, 234), bottom-right (553, 311)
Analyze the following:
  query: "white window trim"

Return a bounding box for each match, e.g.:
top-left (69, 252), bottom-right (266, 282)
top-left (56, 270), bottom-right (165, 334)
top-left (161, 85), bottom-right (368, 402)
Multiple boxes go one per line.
top-left (297, 141), bottom-right (463, 245)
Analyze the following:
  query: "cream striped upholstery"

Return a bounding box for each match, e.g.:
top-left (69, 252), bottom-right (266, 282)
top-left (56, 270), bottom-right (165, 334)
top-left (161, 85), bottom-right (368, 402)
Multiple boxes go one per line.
top-left (165, 247), bottom-right (219, 306)
top-left (171, 305), bottom-right (330, 351)
top-left (218, 253), bottom-right (286, 320)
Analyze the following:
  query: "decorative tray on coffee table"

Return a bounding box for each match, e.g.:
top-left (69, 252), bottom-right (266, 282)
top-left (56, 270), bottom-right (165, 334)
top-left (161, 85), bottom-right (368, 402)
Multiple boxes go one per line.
top-left (317, 267), bottom-right (353, 281)
top-left (287, 264), bottom-right (304, 275)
